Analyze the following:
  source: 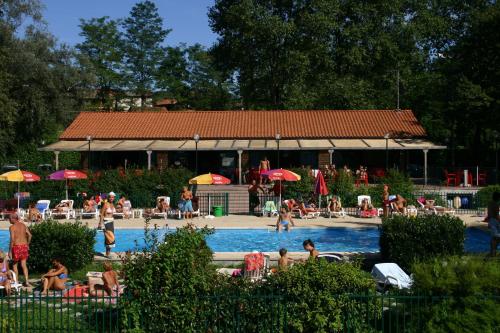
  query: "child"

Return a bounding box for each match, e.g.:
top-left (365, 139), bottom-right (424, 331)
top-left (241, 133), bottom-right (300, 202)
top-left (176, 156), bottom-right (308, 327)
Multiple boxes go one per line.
top-left (278, 248), bottom-right (294, 270)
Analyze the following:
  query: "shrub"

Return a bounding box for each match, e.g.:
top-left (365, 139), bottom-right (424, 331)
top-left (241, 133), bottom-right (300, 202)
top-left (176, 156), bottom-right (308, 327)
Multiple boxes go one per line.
top-left (408, 257), bottom-right (500, 332)
top-left (261, 259), bottom-right (376, 332)
top-left (121, 223), bottom-right (217, 332)
top-left (329, 170), bottom-right (356, 206)
top-left (28, 220), bottom-right (96, 272)
top-left (285, 167), bottom-right (315, 202)
top-left (380, 214), bottom-right (465, 270)
top-left (476, 185), bottom-right (500, 207)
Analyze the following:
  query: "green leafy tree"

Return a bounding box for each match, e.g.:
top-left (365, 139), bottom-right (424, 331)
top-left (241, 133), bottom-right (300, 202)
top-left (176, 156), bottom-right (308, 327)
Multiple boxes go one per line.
top-left (77, 16), bottom-right (124, 110)
top-left (122, 0), bottom-right (170, 107)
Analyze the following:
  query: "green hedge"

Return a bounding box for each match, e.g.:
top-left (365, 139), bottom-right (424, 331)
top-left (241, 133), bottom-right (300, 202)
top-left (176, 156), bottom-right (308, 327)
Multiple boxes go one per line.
top-left (476, 185), bottom-right (500, 207)
top-left (28, 220), bottom-right (96, 272)
top-left (380, 214), bottom-right (465, 270)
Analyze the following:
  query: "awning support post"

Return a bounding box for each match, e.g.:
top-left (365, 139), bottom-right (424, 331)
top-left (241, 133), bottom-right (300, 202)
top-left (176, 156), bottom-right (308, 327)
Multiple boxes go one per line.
top-left (238, 149), bottom-right (243, 185)
top-left (147, 150), bottom-right (152, 171)
top-left (423, 149), bottom-right (429, 186)
top-left (328, 149), bottom-right (334, 165)
top-left (54, 151), bottom-right (60, 170)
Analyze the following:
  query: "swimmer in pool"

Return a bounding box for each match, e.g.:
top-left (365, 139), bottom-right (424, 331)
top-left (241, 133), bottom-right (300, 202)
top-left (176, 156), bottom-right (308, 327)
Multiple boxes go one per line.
top-left (276, 206), bottom-right (295, 231)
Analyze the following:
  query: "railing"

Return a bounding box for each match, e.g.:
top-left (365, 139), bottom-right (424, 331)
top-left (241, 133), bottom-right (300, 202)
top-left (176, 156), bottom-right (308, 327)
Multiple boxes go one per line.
top-left (1, 292), bottom-right (498, 332)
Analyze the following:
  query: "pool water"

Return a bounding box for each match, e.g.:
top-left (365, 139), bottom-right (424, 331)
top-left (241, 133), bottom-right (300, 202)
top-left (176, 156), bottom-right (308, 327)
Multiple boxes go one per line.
top-left (0, 227), bottom-right (490, 253)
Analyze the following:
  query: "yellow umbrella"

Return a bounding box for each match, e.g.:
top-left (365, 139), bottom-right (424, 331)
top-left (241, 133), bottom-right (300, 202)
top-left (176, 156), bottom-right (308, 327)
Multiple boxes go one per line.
top-left (0, 170), bottom-right (41, 210)
top-left (189, 173), bottom-right (231, 185)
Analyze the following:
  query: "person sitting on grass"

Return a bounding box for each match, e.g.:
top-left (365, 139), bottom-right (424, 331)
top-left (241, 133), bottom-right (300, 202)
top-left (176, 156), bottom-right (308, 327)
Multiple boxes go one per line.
top-left (278, 248), bottom-right (294, 270)
top-left (303, 239), bottom-right (319, 259)
top-left (40, 258), bottom-right (68, 295)
top-left (88, 262), bottom-right (121, 297)
top-left (276, 207), bottom-right (294, 231)
top-left (0, 251), bottom-right (12, 296)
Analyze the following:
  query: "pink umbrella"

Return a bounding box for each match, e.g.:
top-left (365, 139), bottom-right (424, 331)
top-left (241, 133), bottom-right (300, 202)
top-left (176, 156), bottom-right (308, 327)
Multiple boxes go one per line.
top-left (315, 170), bottom-right (329, 209)
top-left (49, 170), bottom-right (87, 200)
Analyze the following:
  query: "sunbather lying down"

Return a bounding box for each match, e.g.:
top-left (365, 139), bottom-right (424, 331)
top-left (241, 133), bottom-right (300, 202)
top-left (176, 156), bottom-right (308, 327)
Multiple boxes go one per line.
top-left (85, 262), bottom-right (121, 297)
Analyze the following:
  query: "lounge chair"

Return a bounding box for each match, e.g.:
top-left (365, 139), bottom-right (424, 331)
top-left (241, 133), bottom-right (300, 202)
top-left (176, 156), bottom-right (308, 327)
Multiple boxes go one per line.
top-left (114, 200), bottom-right (132, 219)
top-left (371, 263), bottom-right (412, 291)
top-left (0, 270), bottom-right (23, 294)
top-left (50, 199), bottom-right (75, 219)
top-left (293, 205), bottom-right (321, 219)
top-left (243, 252), bottom-right (270, 281)
top-left (317, 252), bottom-right (346, 263)
top-left (416, 198), bottom-right (455, 215)
top-left (35, 200), bottom-right (51, 220)
top-left (262, 200), bottom-right (278, 217)
top-left (81, 206), bottom-right (99, 220)
top-left (326, 197), bottom-right (346, 218)
top-left (153, 196), bottom-right (174, 219)
top-left (357, 195), bottom-right (382, 218)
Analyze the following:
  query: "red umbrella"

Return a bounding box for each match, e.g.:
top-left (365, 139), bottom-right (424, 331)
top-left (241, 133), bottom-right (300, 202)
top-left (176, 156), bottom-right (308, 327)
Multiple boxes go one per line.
top-left (315, 170), bottom-right (329, 209)
top-left (49, 170), bottom-right (88, 200)
top-left (262, 169), bottom-right (301, 181)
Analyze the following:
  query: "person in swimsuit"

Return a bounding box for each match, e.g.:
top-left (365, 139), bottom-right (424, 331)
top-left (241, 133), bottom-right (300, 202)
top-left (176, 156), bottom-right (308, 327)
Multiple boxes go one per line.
top-left (382, 184), bottom-right (390, 217)
top-left (303, 239), bottom-right (319, 259)
top-left (276, 207), bottom-right (294, 231)
top-left (248, 180), bottom-right (264, 214)
top-left (259, 156), bottom-right (271, 184)
top-left (100, 192), bottom-right (116, 257)
top-left (181, 187), bottom-right (194, 219)
top-left (89, 262), bottom-right (121, 297)
top-left (328, 196), bottom-right (342, 213)
top-left (9, 213), bottom-right (32, 287)
top-left (28, 202), bottom-right (42, 222)
top-left (278, 248), bottom-right (294, 270)
top-left (487, 192), bottom-right (500, 256)
top-left (0, 251), bottom-right (12, 296)
top-left (40, 258), bottom-right (68, 295)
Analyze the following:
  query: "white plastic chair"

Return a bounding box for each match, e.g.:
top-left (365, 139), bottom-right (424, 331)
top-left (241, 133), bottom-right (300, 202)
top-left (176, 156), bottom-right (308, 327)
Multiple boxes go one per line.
top-left (357, 195), bottom-right (382, 217)
top-left (0, 270), bottom-right (23, 294)
top-left (35, 200), bottom-right (51, 220)
top-left (50, 199), bottom-right (75, 219)
top-left (326, 197), bottom-right (346, 218)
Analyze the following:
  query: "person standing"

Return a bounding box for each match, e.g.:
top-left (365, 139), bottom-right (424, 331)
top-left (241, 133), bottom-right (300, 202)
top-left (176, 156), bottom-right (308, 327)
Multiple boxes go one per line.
top-left (180, 187), bottom-right (194, 219)
top-left (487, 192), bottom-right (500, 256)
top-left (9, 213), bottom-right (32, 287)
top-left (248, 180), bottom-right (264, 214)
top-left (259, 156), bottom-right (271, 184)
top-left (382, 184), bottom-right (390, 217)
top-left (100, 192), bottom-right (116, 257)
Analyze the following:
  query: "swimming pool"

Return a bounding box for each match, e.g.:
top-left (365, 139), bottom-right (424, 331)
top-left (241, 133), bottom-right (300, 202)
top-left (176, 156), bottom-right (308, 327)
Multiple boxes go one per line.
top-left (0, 227), bottom-right (490, 253)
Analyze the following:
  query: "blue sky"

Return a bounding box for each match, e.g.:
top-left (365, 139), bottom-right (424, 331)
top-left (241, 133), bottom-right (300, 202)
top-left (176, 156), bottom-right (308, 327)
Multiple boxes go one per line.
top-left (41, 0), bottom-right (218, 47)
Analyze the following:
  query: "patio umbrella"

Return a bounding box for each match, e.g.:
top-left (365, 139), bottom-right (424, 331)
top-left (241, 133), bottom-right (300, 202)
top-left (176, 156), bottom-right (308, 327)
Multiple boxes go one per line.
top-left (0, 170), bottom-right (40, 211)
top-left (315, 170), bottom-right (329, 209)
top-left (189, 173), bottom-right (231, 185)
top-left (48, 170), bottom-right (88, 200)
top-left (189, 173), bottom-right (231, 217)
top-left (262, 168), bottom-right (302, 207)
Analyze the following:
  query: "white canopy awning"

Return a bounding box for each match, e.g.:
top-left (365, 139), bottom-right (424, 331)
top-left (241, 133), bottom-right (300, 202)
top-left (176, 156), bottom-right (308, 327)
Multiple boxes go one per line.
top-left (39, 138), bottom-right (446, 152)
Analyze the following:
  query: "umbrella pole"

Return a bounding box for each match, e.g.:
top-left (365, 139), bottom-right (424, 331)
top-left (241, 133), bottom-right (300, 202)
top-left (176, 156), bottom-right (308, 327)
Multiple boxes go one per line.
top-left (66, 179), bottom-right (68, 200)
top-left (279, 179), bottom-right (281, 209)
top-left (17, 181), bottom-right (20, 212)
top-left (319, 194), bottom-right (321, 209)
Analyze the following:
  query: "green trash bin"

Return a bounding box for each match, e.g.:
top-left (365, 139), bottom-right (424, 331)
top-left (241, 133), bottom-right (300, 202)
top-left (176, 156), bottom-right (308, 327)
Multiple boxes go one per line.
top-left (213, 205), bottom-right (223, 217)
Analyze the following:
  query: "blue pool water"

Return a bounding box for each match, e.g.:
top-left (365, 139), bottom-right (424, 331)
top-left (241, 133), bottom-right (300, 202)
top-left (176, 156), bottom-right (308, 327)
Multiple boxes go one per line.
top-left (0, 227), bottom-right (491, 253)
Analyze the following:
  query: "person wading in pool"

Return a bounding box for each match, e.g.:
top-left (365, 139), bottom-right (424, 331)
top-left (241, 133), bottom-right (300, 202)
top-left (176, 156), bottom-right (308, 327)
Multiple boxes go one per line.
top-left (302, 239), bottom-right (319, 260)
top-left (276, 206), bottom-right (295, 231)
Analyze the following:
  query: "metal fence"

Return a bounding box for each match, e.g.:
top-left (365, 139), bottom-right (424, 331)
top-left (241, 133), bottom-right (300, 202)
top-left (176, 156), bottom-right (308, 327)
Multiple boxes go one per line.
top-left (1, 292), bottom-right (498, 332)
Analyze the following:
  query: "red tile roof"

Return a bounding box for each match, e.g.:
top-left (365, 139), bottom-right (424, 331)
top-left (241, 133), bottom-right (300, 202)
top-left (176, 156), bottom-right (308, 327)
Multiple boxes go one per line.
top-left (60, 109), bottom-right (426, 140)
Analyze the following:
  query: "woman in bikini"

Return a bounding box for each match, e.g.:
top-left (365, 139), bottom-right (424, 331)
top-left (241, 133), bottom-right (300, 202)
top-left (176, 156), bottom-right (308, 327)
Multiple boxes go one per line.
top-left (89, 262), bottom-right (121, 297)
top-left (100, 192), bottom-right (116, 257)
top-left (0, 251), bottom-right (12, 296)
top-left (40, 258), bottom-right (68, 295)
top-left (276, 207), bottom-right (294, 231)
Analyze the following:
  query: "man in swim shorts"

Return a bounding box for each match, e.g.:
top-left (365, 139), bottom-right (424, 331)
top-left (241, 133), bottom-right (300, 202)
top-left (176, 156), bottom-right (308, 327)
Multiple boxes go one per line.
top-left (9, 213), bottom-right (32, 287)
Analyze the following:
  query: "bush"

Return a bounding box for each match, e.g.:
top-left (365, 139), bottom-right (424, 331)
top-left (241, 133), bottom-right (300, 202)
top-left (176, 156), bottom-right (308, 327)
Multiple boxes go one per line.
top-left (121, 223), bottom-right (217, 332)
top-left (329, 170), bottom-right (356, 206)
top-left (285, 167), bottom-right (315, 202)
top-left (28, 220), bottom-right (96, 272)
top-left (408, 257), bottom-right (500, 332)
top-left (476, 185), bottom-right (500, 207)
top-left (261, 259), bottom-right (376, 332)
top-left (380, 214), bottom-right (465, 270)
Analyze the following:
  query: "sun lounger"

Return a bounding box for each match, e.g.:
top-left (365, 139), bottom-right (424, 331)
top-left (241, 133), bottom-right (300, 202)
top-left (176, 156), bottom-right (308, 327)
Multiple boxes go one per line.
top-left (50, 199), bottom-right (75, 219)
top-left (0, 270), bottom-right (23, 294)
top-left (81, 207), bottom-right (99, 220)
top-left (35, 200), bottom-right (51, 220)
top-left (326, 197), bottom-right (346, 218)
top-left (357, 195), bottom-right (382, 218)
top-left (153, 196), bottom-right (171, 219)
top-left (243, 252), bottom-right (270, 281)
top-left (113, 200), bottom-right (132, 219)
top-left (371, 263), bottom-right (412, 291)
top-left (262, 200), bottom-right (278, 217)
top-left (317, 252), bottom-right (346, 263)
top-left (416, 198), bottom-right (455, 215)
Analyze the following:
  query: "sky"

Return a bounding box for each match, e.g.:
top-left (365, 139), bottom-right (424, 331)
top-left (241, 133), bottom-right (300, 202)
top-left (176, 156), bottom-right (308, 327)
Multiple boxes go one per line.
top-left (41, 0), bottom-right (218, 47)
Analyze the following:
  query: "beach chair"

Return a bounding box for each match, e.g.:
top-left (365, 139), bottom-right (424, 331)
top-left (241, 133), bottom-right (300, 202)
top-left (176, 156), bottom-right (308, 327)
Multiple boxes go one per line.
top-left (154, 196), bottom-right (174, 219)
top-left (262, 200), bottom-right (278, 217)
top-left (317, 252), bottom-right (346, 263)
top-left (50, 199), bottom-right (75, 219)
top-left (293, 205), bottom-right (321, 219)
top-left (371, 263), bottom-right (412, 291)
top-left (113, 200), bottom-right (132, 219)
top-left (357, 195), bottom-right (382, 218)
top-left (243, 252), bottom-right (270, 281)
top-left (326, 197), bottom-right (346, 218)
top-left (416, 198), bottom-right (455, 216)
top-left (81, 206), bottom-right (99, 220)
top-left (0, 270), bottom-right (23, 294)
top-left (35, 200), bottom-right (51, 220)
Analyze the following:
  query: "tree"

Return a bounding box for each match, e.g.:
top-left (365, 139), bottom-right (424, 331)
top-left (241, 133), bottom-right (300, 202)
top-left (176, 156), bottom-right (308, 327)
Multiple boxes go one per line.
top-left (122, 0), bottom-right (170, 107)
top-left (77, 16), bottom-right (124, 110)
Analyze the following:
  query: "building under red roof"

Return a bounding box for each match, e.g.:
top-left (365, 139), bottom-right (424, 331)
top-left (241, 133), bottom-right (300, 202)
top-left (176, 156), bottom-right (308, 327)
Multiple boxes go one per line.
top-left (42, 109), bottom-right (444, 184)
